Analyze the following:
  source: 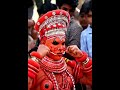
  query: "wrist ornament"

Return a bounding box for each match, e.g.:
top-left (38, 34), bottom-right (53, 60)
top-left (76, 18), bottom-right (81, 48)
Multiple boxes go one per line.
top-left (28, 59), bottom-right (40, 79)
top-left (65, 58), bottom-right (76, 68)
top-left (30, 51), bottom-right (42, 63)
top-left (82, 58), bottom-right (92, 73)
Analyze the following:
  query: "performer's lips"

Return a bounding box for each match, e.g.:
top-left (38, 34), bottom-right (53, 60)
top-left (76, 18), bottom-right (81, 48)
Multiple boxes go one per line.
top-left (50, 51), bottom-right (65, 56)
top-left (57, 53), bottom-right (63, 55)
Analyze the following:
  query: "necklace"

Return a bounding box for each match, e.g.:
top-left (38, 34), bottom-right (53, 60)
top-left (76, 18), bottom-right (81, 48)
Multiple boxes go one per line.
top-left (39, 56), bottom-right (67, 73)
top-left (39, 56), bottom-right (76, 90)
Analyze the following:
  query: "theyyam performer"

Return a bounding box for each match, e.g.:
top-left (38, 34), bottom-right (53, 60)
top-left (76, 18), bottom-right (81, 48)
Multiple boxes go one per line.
top-left (28, 9), bottom-right (92, 90)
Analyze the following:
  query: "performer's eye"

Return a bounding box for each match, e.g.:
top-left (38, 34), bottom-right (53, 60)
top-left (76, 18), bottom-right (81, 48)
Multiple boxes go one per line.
top-left (52, 40), bottom-right (59, 45)
top-left (62, 42), bottom-right (65, 45)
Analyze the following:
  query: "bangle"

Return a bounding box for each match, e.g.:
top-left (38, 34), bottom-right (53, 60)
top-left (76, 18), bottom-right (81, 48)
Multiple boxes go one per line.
top-left (65, 58), bottom-right (76, 68)
top-left (30, 51), bottom-right (42, 59)
top-left (28, 59), bottom-right (40, 79)
top-left (65, 58), bottom-right (69, 63)
top-left (28, 70), bottom-right (36, 79)
top-left (83, 65), bottom-right (92, 73)
top-left (82, 58), bottom-right (89, 65)
top-left (28, 59), bottom-right (40, 69)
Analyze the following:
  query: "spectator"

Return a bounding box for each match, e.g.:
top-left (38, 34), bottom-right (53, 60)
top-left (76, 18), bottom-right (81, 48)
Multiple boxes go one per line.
top-left (28, 0), bottom-right (34, 19)
top-left (80, 2), bottom-right (92, 89)
top-left (80, 0), bottom-right (92, 58)
top-left (37, 0), bottom-right (57, 17)
top-left (35, 0), bottom-right (43, 10)
top-left (56, 0), bottom-right (82, 49)
top-left (28, 0), bottom-right (43, 19)
top-left (28, 19), bottom-right (39, 55)
top-left (79, 1), bottom-right (91, 30)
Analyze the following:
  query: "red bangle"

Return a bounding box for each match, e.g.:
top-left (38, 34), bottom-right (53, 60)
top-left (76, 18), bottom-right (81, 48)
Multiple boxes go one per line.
top-left (28, 59), bottom-right (40, 69)
top-left (28, 68), bottom-right (38, 75)
top-left (83, 69), bottom-right (92, 73)
top-left (75, 51), bottom-right (88, 62)
top-left (28, 59), bottom-right (40, 79)
top-left (28, 63), bottom-right (39, 73)
top-left (28, 70), bottom-right (36, 79)
top-left (83, 58), bottom-right (92, 73)
top-left (30, 51), bottom-right (42, 59)
top-left (83, 58), bottom-right (92, 67)
top-left (83, 65), bottom-right (92, 71)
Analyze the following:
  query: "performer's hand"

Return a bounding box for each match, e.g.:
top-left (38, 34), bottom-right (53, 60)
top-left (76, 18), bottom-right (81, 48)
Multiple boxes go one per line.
top-left (37, 44), bottom-right (50, 58)
top-left (66, 45), bottom-right (83, 58)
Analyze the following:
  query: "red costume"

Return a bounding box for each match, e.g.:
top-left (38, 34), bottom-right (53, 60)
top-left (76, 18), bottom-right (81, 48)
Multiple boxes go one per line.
top-left (28, 10), bottom-right (92, 90)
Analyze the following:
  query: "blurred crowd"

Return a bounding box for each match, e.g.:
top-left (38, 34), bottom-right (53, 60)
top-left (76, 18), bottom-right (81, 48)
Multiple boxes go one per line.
top-left (28, 0), bottom-right (92, 90)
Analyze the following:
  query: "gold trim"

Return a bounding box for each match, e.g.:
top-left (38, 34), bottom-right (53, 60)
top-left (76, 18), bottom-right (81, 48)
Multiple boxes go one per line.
top-left (82, 58), bottom-right (89, 65)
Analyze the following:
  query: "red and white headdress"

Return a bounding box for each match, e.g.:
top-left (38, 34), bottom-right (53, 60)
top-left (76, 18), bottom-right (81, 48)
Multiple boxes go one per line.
top-left (34, 9), bottom-right (70, 40)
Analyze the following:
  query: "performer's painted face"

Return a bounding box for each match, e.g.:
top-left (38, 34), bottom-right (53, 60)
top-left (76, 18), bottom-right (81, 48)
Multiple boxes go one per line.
top-left (45, 36), bottom-right (66, 60)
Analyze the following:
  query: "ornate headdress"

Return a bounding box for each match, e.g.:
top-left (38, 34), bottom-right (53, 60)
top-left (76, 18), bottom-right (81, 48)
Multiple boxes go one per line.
top-left (34, 9), bottom-right (70, 40)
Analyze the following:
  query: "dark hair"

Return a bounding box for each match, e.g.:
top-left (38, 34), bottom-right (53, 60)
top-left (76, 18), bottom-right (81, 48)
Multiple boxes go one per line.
top-left (56, 0), bottom-right (78, 11)
top-left (80, 0), bottom-right (92, 15)
top-left (37, 3), bottom-right (57, 15)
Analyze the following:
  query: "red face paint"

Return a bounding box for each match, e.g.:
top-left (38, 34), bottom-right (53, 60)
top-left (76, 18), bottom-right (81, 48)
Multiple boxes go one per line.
top-left (45, 37), bottom-right (66, 60)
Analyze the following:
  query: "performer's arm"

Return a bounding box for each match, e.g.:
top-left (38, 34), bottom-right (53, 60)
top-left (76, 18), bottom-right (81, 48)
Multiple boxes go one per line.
top-left (75, 52), bottom-right (92, 86)
top-left (28, 52), bottom-right (41, 90)
top-left (28, 44), bottom-right (50, 89)
top-left (65, 45), bottom-right (92, 86)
